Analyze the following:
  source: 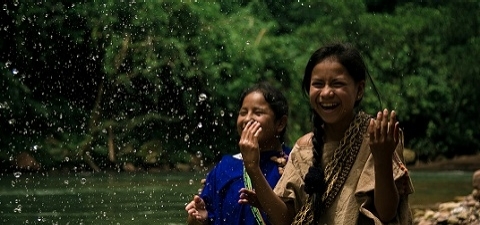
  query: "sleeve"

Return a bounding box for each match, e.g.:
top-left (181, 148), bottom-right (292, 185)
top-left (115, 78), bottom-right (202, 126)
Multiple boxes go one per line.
top-left (355, 130), bottom-right (414, 225)
top-left (273, 143), bottom-right (312, 213)
top-left (201, 165), bottom-right (218, 222)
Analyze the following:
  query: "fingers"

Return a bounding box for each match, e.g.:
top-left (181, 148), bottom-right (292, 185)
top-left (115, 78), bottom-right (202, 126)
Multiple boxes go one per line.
top-left (186, 195), bottom-right (204, 210)
top-left (194, 195), bottom-right (203, 204)
top-left (254, 127), bottom-right (262, 137)
top-left (368, 118), bottom-right (376, 142)
top-left (242, 120), bottom-right (262, 138)
top-left (186, 195), bottom-right (207, 220)
top-left (387, 110), bottom-right (394, 135)
top-left (239, 120), bottom-right (261, 151)
top-left (371, 109), bottom-right (398, 134)
top-left (369, 109), bottom-right (401, 147)
top-left (381, 109), bottom-right (388, 135)
top-left (389, 110), bottom-right (401, 143)
top-left (238, 188), bottom-right (257, 205)
top-left (394, 120), bottom-right (400, 142)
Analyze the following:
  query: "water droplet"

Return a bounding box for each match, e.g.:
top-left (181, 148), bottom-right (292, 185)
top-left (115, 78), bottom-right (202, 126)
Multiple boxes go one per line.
top-left (184, 134), bottom-right (190, 142)
top-left (13, 204), bottom-right (22, 213)
top-left (198, 93), bottom-right (207, 102)
top-left (189, 179), bottom-right (194, 185)
top-left (12, 68), bottom-right (18, 75)
top-left (64, 180), bottom-right (69, 185)
top-left (197, 122), bottom-right (203, 128)
top-left (246, 40), bottom-right (251, 45)
top-left (196, 151), bottom-right (203, 158)
top-left (13, 171), bottom-right (22, 178)
top-left (81, 178), bottom-right (86, 185)
top-left (220, 110), bottom-right (225, 117)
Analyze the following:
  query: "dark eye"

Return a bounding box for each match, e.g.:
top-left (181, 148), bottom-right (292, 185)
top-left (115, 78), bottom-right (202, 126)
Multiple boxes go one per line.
top-left (311, 81), bottom-right (324, 88)
top-left (239, 110), bottom-right (247, 116)
top-left (332, 81), bottom-right (346, 88)
top-left (254, 110), bottom-right (263, 116)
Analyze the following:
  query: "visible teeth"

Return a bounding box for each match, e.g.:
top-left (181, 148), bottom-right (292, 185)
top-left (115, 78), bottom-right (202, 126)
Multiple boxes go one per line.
top-left (321, 103), bottom-right (337, 107)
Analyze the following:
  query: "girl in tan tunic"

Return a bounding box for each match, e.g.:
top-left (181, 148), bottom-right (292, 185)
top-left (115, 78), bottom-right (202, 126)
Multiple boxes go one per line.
top-left (238, 43), bottom-right (414, 225)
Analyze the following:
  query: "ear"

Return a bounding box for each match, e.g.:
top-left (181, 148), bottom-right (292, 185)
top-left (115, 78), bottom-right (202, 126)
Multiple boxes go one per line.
top-left (356, 80), bottom-right (366, 100)
top-left (276, 115), bottom-right (288, 134)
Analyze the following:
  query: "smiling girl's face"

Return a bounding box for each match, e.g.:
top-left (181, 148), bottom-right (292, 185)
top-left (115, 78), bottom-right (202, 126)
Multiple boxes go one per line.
top-left (309, 58), bottom-right (364, 127)
top-left (236, 91), bottom-right (282, 151)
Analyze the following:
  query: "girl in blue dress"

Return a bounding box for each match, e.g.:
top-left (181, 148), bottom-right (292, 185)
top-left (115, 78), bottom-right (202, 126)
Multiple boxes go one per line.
top-left (186, 82), bottom-right (290, 225)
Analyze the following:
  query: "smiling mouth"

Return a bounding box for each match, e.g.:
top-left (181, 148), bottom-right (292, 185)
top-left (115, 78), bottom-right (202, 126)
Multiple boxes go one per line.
top-left (320, 102), bottom-right (339, 110)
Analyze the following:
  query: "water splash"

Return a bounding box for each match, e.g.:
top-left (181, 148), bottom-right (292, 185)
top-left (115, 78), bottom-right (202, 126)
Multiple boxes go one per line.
top-left (198, 93), bottom-right (207, 102)
top-left (13, 171), bottom-right (22, 178)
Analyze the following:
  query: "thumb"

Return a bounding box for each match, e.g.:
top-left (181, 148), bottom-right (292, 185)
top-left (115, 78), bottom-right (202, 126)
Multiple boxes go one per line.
top-left (194, 195), bottom-right (205, 207)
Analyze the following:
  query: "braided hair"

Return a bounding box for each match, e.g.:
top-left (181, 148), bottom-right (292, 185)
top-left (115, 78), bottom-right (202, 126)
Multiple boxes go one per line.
top-left (301, 43), bottom-right (370, 220)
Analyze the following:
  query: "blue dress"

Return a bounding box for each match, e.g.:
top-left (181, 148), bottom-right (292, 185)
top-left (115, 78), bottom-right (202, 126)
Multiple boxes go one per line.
top-left (200, 146), bottom-right (291, 225)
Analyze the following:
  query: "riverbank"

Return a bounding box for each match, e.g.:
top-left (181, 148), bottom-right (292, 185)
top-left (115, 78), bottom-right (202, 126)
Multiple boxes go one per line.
top-left (408, 153), bottom-right (480, 172)
top-left (400, 154), bottom-right (480, 224)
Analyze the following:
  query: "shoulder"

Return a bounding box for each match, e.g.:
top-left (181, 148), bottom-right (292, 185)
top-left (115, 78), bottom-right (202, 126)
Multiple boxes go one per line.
top-left (288, 132), bottom-right (314, 164)
top-left (295, 132), bottom-right (314, 147)
top-left (205, 154), bottom-right (243, 179)
top-left (212, 154), bottom-right (243, 170)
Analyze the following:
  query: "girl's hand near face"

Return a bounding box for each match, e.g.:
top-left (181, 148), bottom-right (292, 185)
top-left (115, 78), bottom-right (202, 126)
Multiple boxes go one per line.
top-left (239, 120), bottom-right (262, 170)
top-left (368, 109), bottom-right (399, 160)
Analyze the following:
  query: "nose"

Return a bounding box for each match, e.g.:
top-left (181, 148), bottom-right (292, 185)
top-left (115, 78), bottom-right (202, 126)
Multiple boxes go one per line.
top-left (243, 112), bottom-right (257, 125)
top-left (245, 114), bottom-right (256, 123)
top-left (320, 86), bottom-right (334, 98)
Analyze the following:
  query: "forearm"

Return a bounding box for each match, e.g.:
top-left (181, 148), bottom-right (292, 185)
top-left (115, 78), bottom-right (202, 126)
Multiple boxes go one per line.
top-left (246, 166), bottom-right (295, 225)
top-left (373, 160), bottom-right (399, 222)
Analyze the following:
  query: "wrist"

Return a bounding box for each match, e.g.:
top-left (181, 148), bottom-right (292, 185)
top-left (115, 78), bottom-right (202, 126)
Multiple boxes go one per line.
top-left (244, 164), bottom-right (262, 176)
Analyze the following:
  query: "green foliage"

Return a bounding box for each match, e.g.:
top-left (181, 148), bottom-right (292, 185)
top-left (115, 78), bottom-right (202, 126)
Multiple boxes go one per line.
top-left (1, 0), bottom-right (479, 171)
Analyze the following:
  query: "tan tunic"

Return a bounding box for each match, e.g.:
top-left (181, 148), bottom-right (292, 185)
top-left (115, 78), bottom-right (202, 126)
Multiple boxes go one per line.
top-left (273, 132), bottom-right (414, 225)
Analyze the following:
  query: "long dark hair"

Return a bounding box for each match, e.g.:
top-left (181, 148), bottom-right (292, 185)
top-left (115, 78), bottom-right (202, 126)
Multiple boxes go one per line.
top-left (301, 43), bottom-right (379, 220)
top-left (238, 82), bottom-right (289, 142)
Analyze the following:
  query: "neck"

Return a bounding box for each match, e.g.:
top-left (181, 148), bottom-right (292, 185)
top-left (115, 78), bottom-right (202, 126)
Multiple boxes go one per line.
top-left (324, 113), bottom-right (355, 142)
top-left (259, 141), bottom-right (283, 153)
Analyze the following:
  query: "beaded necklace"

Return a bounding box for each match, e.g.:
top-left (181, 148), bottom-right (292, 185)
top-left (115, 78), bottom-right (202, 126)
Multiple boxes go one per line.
top-left (243, 150), bottom-right (288, 225)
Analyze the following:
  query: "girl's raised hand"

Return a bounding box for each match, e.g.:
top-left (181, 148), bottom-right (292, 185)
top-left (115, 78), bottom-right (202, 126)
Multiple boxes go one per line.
top-left (368, 109), bottom-right (399, 160)
top-left (239, 120), bottom-right (262, 169)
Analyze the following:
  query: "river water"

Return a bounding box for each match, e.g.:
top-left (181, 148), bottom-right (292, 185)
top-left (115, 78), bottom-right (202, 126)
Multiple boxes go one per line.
top-left (0, 170), bottom-right (474, 225)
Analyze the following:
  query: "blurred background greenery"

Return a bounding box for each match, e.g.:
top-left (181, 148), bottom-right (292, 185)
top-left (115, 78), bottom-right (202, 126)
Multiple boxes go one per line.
top-left (1, 0), bottom-right (479, 173)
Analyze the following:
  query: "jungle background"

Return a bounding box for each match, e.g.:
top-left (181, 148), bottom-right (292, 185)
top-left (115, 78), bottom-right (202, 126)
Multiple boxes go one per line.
top-left (1, 0), bottom-right (479, 173)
